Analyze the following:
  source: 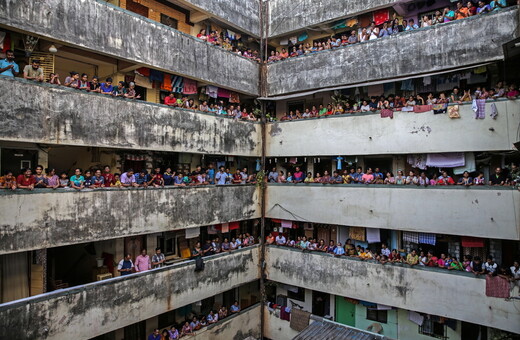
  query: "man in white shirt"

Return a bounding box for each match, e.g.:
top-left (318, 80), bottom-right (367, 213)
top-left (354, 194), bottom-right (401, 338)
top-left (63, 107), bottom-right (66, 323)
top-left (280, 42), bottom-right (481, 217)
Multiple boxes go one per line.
top-left (276, 234), bottom-right (286, 245)
top-left (483, 256), bottom-right (498, 274)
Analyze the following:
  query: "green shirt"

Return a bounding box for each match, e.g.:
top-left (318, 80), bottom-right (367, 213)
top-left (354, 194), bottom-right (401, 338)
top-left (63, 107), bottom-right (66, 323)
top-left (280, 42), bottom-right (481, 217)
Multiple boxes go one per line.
top-left (318, 108), bottom-right (327, 116)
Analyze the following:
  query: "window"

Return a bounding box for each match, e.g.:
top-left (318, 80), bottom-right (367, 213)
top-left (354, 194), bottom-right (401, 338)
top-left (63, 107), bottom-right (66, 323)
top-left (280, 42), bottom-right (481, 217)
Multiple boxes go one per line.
top-left (157, 232), bottom-right (178, 256)
top-left (287, 287), bottom-right (305, 302)
top-left (366, 309), bottom-right (388, 324)
top-left (161, 14), bottom-right (178, 29)
top-left (419, 318), bottom-right (448, 339)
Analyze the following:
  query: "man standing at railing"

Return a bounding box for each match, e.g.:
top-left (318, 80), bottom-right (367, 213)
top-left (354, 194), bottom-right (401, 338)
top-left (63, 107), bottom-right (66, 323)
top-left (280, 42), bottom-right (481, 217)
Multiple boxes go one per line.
top-left (0, 50), bottom-right (19, 77)
top-left (135, 249), bottom-right (151, 272)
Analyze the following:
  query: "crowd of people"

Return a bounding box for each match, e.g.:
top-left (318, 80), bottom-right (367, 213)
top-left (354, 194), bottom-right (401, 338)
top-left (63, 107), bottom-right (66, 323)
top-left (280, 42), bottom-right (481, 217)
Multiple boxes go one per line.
top-left (195, 29), bottom-right (262, 62)
top-left (0, 165), bottom-right (258, 191)
top-left (267, 0), bottom-right (511, 63)
top-left (267, 164), bottom-right (520, 187)
top-left (278, 83), bottom-right (519, 121)
top-left (267, 236), bottom-right (520, 287)
top-left (147, 301), bottom-right (242, 339)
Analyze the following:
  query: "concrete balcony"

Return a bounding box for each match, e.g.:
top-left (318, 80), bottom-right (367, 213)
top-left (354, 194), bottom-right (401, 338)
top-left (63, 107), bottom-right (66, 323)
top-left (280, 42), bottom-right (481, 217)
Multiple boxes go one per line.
top-left (266, 246), bottom-right (520, 334)
top-left (178, 0), bottom-right (260, 37)
top-left (0, 184), bottom-right (260, 255)
top-left (190, 303), bottom-right (261, 340)
top-left (0, 77), bottom-right (261, 157)
top-left (266, 184), bottom-right (520, 240)
top-left (269, 0), bottom-right (395, 38)
top-left (266, 99), bottom-right (520, 157)
top-left (0, 246), bottom-right (260, 339)
top-left (0, 0), bottom-right (259, 96)
top-left (266, 7), bottom-right (518, 96)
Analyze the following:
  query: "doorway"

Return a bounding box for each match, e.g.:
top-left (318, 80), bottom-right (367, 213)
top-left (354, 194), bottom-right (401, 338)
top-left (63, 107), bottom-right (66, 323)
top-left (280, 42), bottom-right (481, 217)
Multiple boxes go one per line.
top-left (335, 296), bottom-right (356, 326)
top-left (312, 290), bottom-right (330, 317)
top-left (0, 148), bottom-right (38, 174)
top-left (313, 159), bottom-right (332, 177)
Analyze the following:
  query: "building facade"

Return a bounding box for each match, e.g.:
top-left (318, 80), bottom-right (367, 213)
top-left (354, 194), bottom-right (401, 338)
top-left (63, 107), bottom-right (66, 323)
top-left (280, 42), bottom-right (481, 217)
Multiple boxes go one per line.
top-left (0, 0), bottom-right (519, 339)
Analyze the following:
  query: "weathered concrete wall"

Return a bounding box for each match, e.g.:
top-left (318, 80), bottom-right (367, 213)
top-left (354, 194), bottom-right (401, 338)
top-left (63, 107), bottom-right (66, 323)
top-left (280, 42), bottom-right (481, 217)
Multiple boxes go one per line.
top-left (0, 0), bottom-right (259, 96)
top-left (0, 185), bottom-right (260, 254)
top-left (268, 0), bottom-right (395, 38)
top-left (0, 246), bottom-right (260, 339)
top-left (266, 246), bottom-right (520, 334)
top-left (264, 306), bottom-right (304, 340)
top-left (0, 77), bottom-right (261, 157)
top-left (267, 7), bottom-right (518, 96)
top-left (179, 0), bottom-right (260, 37)
top-left (191, 303), bottom-right (261, 340)
top-left (267, 99), bottom-right (520, 156)
top-left (266, 184), bottom-right (520, 240)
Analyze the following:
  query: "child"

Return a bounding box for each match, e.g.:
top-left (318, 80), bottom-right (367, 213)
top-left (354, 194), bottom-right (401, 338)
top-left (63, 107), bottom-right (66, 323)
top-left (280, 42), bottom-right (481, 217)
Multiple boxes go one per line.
top-left (111, 173), bottom-right (122, 187)
top-left (59, 172), bottom-right (70, 188)
top-left (83, 170), bottom-right (93, 188)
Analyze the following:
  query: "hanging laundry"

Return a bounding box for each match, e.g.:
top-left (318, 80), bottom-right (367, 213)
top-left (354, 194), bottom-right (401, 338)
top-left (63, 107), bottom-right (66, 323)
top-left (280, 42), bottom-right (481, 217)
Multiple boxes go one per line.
top-left (134, 73), bottom-right (153, 89)
top-left (423, 76), bottom-right (432, 86)
top-left (182, 78), bottom-right (197, 95)
top-left (281, 220), bottom-right (293, 230)
top-left (171, 75), bottom-right (184, 93)
top-left (221, 223), bottom-right (229, 233)
top-left (402, 231), bottom-right (419, 244)
top-left (474, 99), bottom-right (486, 119)
top-left (486, 275), bottom-right (510, 298)
top-left (207, 85), bottom-right (218, 98)
top-left (490, 102), bottom-right (498, 119)
top-left (473, 66), bottom-right (487, 74)
top-left (461, 236), bottom-right (485, 248)
top-left (366, 228), bottom-right (381, 244)
top-left (407, 154), bottom-right (427, 170)
top-left (418, 233), bottom-right (436, 245)
top-left (453, 153), bottom-right (476, 175)
top-left (297, 32), bottom-right (308, 42)
top-left (136, 67), bottom-right (150, 77)
top-left (380, 108), bottom-right (394, 119)
top-left (229, 221), bottom-right (240, 230)
top-left (346, 17), bottom-right (359, 27)
top-left (400, 79), bottom-right (414, 91)
top-left (409, 311), bottom-right (424, 326)
top-left (207, 225), bottom-right (218, 235)
top-left (185, 227), bottom-right (200, 239)
top-left (414, 105), bottom-right (433, 113)
top-left (426, 153), bottom-right (465, 168)
top-left (217, 87), bottom-right (231, 98)
top-left (161, 74), bottom-right (172, 92)
top-left (229, 91), bottom-right (240, 103)
top-left (448, 105), bottom-right (460, 118)
top-left (149, 69), bottom-right (164, 82)
top-left (349, 227), bottom-right (366, 242)
top-left (432, 103), bottom-right (447, 114)
top-left (373, 8), bottom-right (390, 25)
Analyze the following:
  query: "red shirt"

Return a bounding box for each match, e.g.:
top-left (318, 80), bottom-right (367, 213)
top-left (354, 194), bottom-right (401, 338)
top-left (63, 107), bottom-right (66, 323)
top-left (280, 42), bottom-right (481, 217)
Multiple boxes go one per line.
top-left (151, 173), bottom-right (163, 185)
top-left (16, 174), bottom-right (36, 186)
top-left (164, 96), bottom-right (176, 106)
top-left (102, 173), bottom-right (114, 187)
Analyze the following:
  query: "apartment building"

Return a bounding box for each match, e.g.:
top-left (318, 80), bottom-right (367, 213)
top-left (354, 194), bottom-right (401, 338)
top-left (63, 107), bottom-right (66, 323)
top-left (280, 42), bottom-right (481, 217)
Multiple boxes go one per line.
top-left (0, 0), bottom-right (519, 339)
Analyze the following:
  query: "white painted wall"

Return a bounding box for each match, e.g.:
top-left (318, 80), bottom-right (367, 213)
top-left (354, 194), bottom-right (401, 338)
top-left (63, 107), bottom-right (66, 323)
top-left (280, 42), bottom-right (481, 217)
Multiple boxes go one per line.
top-left (266, 184), bottom-right (520, 240)
top-left (266, 246), bottom-right (520, 334)
top-left (267, 100), bottom-right (520, 157)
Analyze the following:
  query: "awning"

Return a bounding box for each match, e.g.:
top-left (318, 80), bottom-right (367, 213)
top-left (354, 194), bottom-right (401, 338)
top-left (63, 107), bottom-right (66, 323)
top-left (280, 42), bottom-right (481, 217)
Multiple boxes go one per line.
top-left (258, 62), bottom-right (493, 101)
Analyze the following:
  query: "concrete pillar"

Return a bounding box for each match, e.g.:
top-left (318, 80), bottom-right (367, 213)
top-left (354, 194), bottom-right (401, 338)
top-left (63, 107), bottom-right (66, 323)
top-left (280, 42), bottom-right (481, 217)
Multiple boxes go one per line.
top-left (114, 238), bottom-right (124, 277)
top-left (37, 148), bottom-right (49, 169)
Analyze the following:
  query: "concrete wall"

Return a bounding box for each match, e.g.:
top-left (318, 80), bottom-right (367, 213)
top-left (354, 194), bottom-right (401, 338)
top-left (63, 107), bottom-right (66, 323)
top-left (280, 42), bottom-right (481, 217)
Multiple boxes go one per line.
top-left (179, 0), bottom-right (260, 37)
top-left (266, 184), bottom-right (520, 240)
top-left (267, 99), bottom-right (520, 156)
top-left (190, 303), bottom-right (261, 340)
top-left (0, 185), bottom-right (260, 254)
top-left (0, 77), bottom-right (261, 157)
top-left (264, 305), bottom-right (305, 340)
top-left (265, 246), bottom-right (520, 334)
top-left (268, 0), bottom-right (396, 38)
top-left (0, 246), bottom-right (260, 339)
top-left (0, 0), bottom-right (260, 96)
top-left (266, 7), bottom-right (518, 96)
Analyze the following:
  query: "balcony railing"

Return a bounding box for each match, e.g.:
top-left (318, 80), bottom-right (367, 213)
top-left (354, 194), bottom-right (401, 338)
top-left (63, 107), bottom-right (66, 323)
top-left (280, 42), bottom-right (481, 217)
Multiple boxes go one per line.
top-left (0, 184), bottom-right (261, 255)
top-left (266, 99), bottom-right (520, 156)
top-left (0, 246), bottom-right (260, 339)
top-left (0, 76), bottom-right (262, 157)
top-left (266, 183), bottom-right (520, 240)
top-left (266, 7), bottom-right (518, 96)
top-left (266, 245), bottom-right (520, 334)
top-left (0, 0), bottom-right (259, 95)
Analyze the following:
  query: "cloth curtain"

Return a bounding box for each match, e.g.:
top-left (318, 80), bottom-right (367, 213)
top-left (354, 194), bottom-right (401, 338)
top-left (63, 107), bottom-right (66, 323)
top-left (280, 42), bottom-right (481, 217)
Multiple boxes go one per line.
top-left (217, 88), bottom-right (231, 98)
top-left (418, 233), bottom-right (436, 245)
top-left (171, 76), bottom-right (184, 93)
top-left (409, 311), bottom-right (424, 326)
top-left (426, 153), bottom-right (465, 168)
top-left (407, 154), bottom-right (427, 170)
top-left (403, 231), bottom-right (419, 244)
top-left (1, 252), bottom-right (29, 303)
top-left (229, 91), bottom-right (240, 103)
top-left (229, 221), bottom-right (240, 230)
top-left (485, 275), bottom-right (510, 298)
top-left (461, 236), bottom-right (485, 248)
top-left (453, 153), bottom-right (476, 175)
top-left (281, 220), bottom-right (293, 229)
top-left (349, 227), bottom-right (366, 242)
top-left (133, 73), bottom-right (153, 89)
top-left (185, 227), bottom-right (200, 239)
top-left (366, 228), bottom-right (381, 244)
top-left (182, 79), bottom-right (198, 95)
top-left (207, 85), bottom-right (218, 98)
top-left (221, 223), bottom-right (229, 233)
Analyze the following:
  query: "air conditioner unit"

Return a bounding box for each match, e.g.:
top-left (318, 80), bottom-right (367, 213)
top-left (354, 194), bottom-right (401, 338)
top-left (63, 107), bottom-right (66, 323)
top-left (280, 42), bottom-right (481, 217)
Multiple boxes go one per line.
top-left (97, 273), bottom-right (113, 281)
